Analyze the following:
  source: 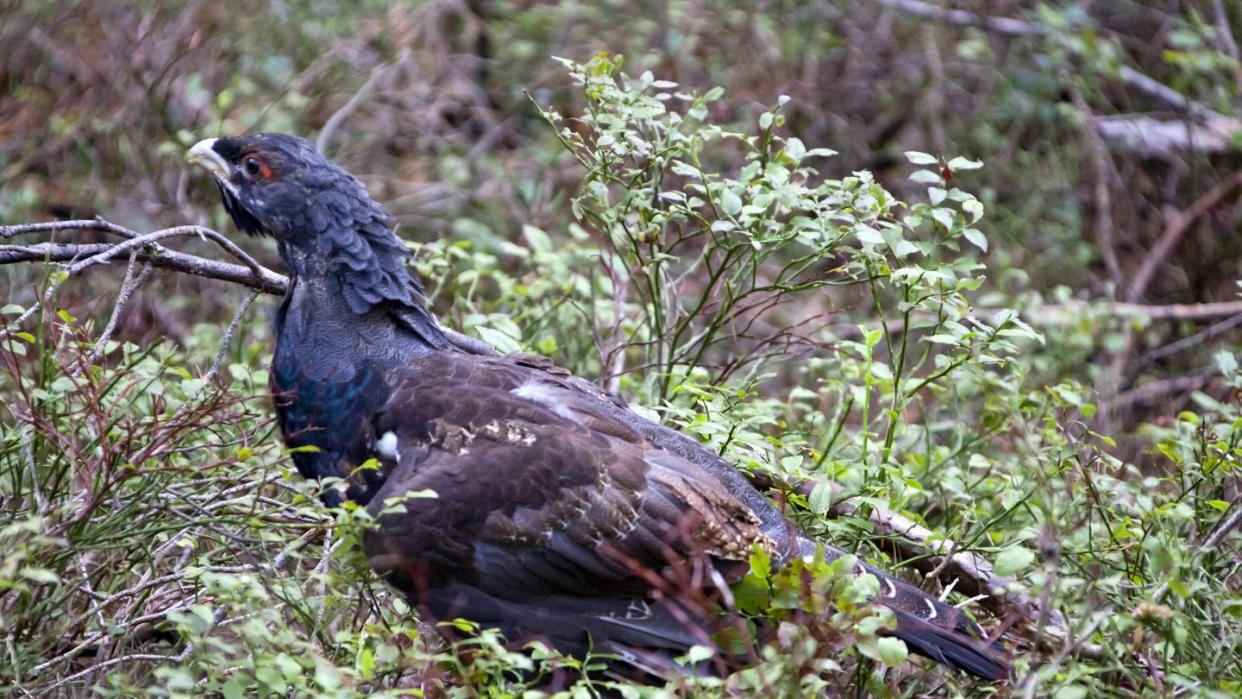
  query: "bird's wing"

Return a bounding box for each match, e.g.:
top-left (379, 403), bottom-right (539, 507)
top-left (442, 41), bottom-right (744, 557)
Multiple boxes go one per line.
top-left (361, 351), bottom-right (774, 655)
top-left (482, 351), bottom-right (809, 557)
top-left (467, 350), bottom-right (1008, 679)
top-left (365, 350), bottom-right (1006, 679)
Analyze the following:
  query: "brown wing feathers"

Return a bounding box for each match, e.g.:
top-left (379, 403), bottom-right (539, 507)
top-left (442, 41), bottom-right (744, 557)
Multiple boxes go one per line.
top-left (360, 351), bottom-right (1005, 680)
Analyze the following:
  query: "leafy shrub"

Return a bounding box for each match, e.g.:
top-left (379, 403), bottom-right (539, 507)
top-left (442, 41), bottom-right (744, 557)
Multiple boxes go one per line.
top-left (2, 54), bottom-right (1240, 699)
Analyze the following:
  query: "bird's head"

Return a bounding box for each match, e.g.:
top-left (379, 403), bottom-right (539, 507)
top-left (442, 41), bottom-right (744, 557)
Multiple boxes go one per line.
top-left (188, 133), bottom-right (442, 330)
top-left (187, 133), bottom-right (383, 243)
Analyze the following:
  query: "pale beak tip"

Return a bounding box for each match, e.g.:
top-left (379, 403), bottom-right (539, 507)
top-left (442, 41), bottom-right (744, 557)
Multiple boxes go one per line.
top-left (187, 137), bottom-right (217, 159)
top-left (187, 138), bottom-right (228, 178)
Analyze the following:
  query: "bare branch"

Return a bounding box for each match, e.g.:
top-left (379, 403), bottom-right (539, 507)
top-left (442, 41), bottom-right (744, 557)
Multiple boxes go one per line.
top-left (1093, 114), bottom-right (1239, 157)
top-left (1104, 370), bottom-right (1214, 411)
top-left (1, 218), bottom-right (138, 240)
top-left (877, 0), bottom-right (1043, 38)
top-left (62, 225), bottom-right (266, 282)
top-left (1025, 299), bottom-right (1242, 323)
top-left (0, 241), bottom-right (286, 294)
top-left (1127, 172), bottom-right (1242, 303)
top-left (1141, 311), bottom-right (1242, 364)
top-left (878, 0), bottom-right (1242, 129)
top-left (1151, 500), bottom-right (1242, 604)
top-left (743, 470), bottom-right (1089, 653)
top-left (78, 254), bottom-right (153, 371)
top-left (0, 220), bottom-right (493, 360)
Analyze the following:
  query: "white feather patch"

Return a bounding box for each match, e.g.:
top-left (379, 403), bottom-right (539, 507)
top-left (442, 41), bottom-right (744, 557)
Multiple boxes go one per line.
top-left (512, 380), bottom-right (576, 419)
top-left (376, 431), bottom-right (400, 462)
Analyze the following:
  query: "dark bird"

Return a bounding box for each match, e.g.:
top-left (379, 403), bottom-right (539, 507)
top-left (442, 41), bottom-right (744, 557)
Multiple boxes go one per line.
top-left (188, 133), bottom-right (1008, 682)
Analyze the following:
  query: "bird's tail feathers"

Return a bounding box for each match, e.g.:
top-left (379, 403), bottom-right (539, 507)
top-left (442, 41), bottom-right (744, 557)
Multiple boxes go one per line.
top-left (800, 537), bottom-right (1008, 680)
top-left (888, 607), bottom-right (1007, 680)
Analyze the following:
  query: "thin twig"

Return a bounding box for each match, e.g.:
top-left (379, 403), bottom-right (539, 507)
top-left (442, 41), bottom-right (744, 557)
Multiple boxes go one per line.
top-left (62, 225), bottom-right (265, 282)
top-left (1141, 312), bottom-right (1242, 365)
top-left (1071, 90), bottom-right (1123, 287)
top-left (78, 255), bottom-right (152, 371)
top-left (0, 218), bottom-right (138, 240)
top-left (1102, 171), bottom-right (1242, 416)
top-left (1212, 0), bottom-right (1241, 91)
top-left (744, 470), bottom-right (1090, 654)
top-left (1104, 370), bottom-right (1214, 411)
top-left (1127, 172), bottom-right (1242, 304)
top-left (38, 653), bottom-right (182, 696)
top-left (316, 63), bottom-right (391, 155)
top-left (205, 289), bottom-right (261, 383)
top-left (0, 241), bottom-right (285, 293)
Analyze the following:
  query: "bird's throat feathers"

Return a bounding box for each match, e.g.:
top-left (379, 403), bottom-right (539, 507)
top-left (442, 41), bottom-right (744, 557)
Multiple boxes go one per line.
top-left (277, 207), bottom-right (448, 350)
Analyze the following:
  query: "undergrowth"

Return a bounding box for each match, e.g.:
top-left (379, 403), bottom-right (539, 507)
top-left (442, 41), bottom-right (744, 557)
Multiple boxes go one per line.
top-left (1, 55), bottom-right (1240, 698)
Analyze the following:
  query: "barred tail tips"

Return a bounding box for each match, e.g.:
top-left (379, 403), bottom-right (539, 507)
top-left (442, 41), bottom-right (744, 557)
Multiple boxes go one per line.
top-left (890, 608), bottom-right (1008, 680)
top-left (805, 539), bottom-right (1008, 680)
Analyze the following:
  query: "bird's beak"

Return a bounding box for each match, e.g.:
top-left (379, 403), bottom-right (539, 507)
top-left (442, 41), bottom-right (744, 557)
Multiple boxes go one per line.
top-left (187, 138), bottom-right (229, 180)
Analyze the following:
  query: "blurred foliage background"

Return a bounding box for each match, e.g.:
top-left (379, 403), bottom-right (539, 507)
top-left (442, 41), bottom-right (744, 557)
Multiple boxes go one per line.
top-left (2, 1), bottom-right (1241, 697)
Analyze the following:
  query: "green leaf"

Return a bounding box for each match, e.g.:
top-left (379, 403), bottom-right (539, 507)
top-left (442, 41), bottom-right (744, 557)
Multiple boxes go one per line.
top-left (783, 137), bottom-right (805, 162)
top-left (20, 568), bottom-right (60, 584)
top-left (749, 545), bottom-right (772, 579)
top-left (873, 637), bottom-right (908, 667)
top-left (521, 224), bottom-right (553, 253)
top-left (684, 644), bottom-right (715, 664)
top-left (947, 156), bottom-right (984, 170)
top-left (994, 547), bottom-right (1035, 576)
top-left (931, 207), bottom-right (955, 230)
top-left (962, 198), bottom-right (984, 222)
top-left (719, 188), bottom-right (743, 216)
top-left (476, 326), bottom-right (522, 354)
top-left (904, 151), bottom-right (939, 165)
top-left (963, 227), bottom-right (988, 252)
top-left (1215, 350), bottom-right (1238, 375)
top-left (869, 362), bottom-right (893, 381)
top-left (809, 480), bottom-right (834, 514)
top-left (804, 147), bottom-right (838, 158)
top-left (855, 225), bottom-right (885, 246)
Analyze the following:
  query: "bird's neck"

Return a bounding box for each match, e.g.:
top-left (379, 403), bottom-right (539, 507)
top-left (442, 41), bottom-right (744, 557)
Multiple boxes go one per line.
top-left (275, 275), bottom-right (437, 373)
top-left (276, 226), bottom-right (448, 351)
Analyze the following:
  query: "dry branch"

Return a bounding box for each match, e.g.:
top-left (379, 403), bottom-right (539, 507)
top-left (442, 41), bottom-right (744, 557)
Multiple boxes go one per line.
top-left (1127, 172), bottom-right (1242, 304)
top-left (878, 0), bottom-right (1242, 152)
top-left (0, 220), bottom-right (494, 354)
top-left (0, 240), bottom-right (286, 294)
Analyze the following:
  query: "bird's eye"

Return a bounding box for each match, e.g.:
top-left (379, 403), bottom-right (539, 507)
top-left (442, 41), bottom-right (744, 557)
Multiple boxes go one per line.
top-left (243, 156), bottom-right (263, 177)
